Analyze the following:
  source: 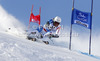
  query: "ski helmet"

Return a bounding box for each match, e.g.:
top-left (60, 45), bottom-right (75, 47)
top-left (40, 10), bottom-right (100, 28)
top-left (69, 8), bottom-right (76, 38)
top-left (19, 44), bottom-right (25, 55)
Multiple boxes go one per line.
top-left (53, 16), bottom-right (61, 24)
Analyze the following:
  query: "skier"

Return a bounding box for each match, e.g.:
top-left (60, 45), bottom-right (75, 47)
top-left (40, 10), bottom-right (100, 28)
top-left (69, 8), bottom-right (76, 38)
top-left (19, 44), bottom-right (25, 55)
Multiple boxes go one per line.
top-left (43, 16), bottom-right (61, 37)
top-left (27, 16), bottom-right (61, 44)
top-left (37, 16), bottom-right (61, 39)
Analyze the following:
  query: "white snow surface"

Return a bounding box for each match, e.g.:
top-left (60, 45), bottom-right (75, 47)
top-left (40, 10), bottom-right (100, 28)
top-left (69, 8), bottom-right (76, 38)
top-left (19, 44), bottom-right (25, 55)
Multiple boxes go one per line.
top-left (0, 32), bottom-right (99, 61)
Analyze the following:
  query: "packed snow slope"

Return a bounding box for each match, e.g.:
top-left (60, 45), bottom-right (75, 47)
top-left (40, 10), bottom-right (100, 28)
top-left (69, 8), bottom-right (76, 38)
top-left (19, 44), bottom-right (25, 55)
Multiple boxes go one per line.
top-left (0, 32), bottom-right (100, 61)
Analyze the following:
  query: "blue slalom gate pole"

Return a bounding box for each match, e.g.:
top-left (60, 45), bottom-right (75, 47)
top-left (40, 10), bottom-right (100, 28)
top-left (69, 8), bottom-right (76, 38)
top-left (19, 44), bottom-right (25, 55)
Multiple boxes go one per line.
top-left (89, 0), bottom-right (93, 55)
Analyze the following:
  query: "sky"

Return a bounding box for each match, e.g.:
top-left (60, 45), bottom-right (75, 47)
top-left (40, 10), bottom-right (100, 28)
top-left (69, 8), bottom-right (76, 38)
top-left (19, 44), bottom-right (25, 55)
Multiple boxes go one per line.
top-left (0, 0), bottom-right (100, 55)
top-left (0, 0), bottom-right (99, 30)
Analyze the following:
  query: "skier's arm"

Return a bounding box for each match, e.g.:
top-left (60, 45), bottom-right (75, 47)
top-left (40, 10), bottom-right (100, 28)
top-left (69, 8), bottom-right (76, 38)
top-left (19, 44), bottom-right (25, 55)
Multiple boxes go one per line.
top-left (44, 32), bottom-right (59, 38)
top-left (50, 26), bottom-right (61, 38)
top-left (56, 26), bottom-right (61, 35)
top-left (44, 19), bottom-right (54, 28)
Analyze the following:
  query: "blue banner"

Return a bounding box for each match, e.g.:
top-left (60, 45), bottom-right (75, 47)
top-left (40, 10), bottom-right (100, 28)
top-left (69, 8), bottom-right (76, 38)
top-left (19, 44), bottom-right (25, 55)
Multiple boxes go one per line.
top-left (71, 8), bottom-right (92, 29)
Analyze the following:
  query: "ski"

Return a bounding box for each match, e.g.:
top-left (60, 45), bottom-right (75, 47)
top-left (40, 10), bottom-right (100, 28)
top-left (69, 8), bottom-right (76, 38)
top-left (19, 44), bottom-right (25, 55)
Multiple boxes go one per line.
top-left (27, 36), bottom-right (49, 44)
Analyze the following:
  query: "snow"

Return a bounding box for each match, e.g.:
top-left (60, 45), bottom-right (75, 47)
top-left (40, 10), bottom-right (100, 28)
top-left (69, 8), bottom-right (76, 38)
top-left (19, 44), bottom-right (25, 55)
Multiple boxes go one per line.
top-left (0, 5), bottom-right (26, 36)
top-left (0, 32), bottom-right (99, 61)
top-left (0, 5), bottom-right (100, 61)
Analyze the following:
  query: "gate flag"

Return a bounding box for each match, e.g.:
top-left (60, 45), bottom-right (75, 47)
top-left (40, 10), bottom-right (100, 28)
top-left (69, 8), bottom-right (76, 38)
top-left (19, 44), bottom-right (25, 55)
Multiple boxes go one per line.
top-left (28, 5), bottom-right (41, 29)
top-left (29, 13), bottom-right (40, 25)
top-left (71, 8), bottom-right (92, 29)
